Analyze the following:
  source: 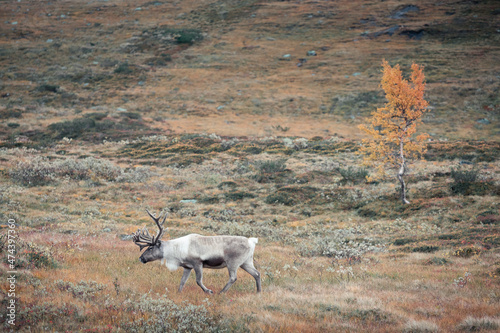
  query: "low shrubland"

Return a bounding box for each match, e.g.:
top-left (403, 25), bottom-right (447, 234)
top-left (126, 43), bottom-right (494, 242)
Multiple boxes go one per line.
top-left (0, 0), bottom-right (499, 329)
top-left (8, 155), bottom-right (155, 187)
top-left (0, 134), bottom-right (498, 332)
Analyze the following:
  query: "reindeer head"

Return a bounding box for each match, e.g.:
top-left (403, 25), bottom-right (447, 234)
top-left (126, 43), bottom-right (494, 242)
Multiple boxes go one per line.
top-left (132, 209), bottom-right (166, 264)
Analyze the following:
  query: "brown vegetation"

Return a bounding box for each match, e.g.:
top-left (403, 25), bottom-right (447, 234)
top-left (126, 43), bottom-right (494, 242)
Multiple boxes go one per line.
top-left (0, 0), bottom-right (499, 332)
top-left (0, 135), bottom-right (499, 331)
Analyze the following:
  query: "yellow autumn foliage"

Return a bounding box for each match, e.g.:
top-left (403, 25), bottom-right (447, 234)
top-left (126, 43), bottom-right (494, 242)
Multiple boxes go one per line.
top-left (359, 60), bottom-right (430, 202)
top-left (359, 60), bottom-right (429, 179)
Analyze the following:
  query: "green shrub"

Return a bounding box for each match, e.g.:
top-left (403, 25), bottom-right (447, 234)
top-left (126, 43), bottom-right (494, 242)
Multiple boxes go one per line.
top-left (244, 145), bottom-right (263, 154)
top-left (162, 28), bottom-right (204, 44)
top-left (199, 195), bottom-right (220, 204)
top-left (265, 186), bottom-right (318, 206)
top-left (9, 156), bottom-right (57, 186)
top-left (0, 108), bottom-right (23, 119)
top-left (36, 84), bottom-right (60, 93)
top-left (456, 316), bottom-right (500, 332)
top-left (476, 211), bottom-right (500, 225)
top-left (450, 165), bottom-right (479, 195)
top-left (56, 280), bottom-right (106, 301)
top-left (0, 235), bottom-right (58, 269)
top-left (225, 191), bottom-right (256, 201)
top-left (17, 302), bottom-right (84, 329)
top-left (356, 198), bottom-right (408, 219)
top-left (118, 166), bottom-right (156, 183)
top-left (393, 238), bottom-right (415, 246)
top-left (403, 319), bottom-right (440, 333)
top-left (121, 112), bottom-right (142, 120)
top-left (27, 248), bottom-right (58, 269)
top-left (58, 157), bottom-right (122, 181)
top-left (203, 220), bottom-right (285, 242)
top-left (265, 193), bottom-right (296, 206)
top-left (339, 166), bottom-right (369, 184)
top-left (438, 234), bottom-right (457, 240)
top-left (146, 53), bottom-right (173, 66)
top-left (9, 156), bottom-right (123, 186)
top-left (122, 294), bottom-right (225, 332)
top-left (316, 304), bottom-right (342, 315)
top-left (453, 246), bottom-right (482, 258)
top-left (296, 228), bottom-right (385, 260)
top-left (84, 112), bottom-right (108, 120)
top-left (411, 245), bottom-right (439, 253)
top-left (176, 29), bottom-right (203, 44)
top-left (256, 159), bottom-right (287, 174)
top-left (342, 308), bottom-right (393, 323)
top-left (114, 62), bottom-right (133, 74)
top-left (217, 181), bottom-right (238, 190)
top-left (48, 117), bottom-right (96, 139)
top-left (254, 159), bottom-right (291, 183)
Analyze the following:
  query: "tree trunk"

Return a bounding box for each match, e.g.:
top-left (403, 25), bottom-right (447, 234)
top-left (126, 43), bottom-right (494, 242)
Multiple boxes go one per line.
top-left (398, 139), bottom-right (410, 204)
top-left (398, 164), bottom-right (410, 204)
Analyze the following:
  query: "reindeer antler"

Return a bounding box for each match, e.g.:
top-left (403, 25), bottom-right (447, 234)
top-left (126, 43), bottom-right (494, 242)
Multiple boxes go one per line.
top-left (145, 209), bottom-right (167, 244)
top-left (132, 209), bottom-right (167, 251)
top-left (132, 227), bottom-right (155, 251)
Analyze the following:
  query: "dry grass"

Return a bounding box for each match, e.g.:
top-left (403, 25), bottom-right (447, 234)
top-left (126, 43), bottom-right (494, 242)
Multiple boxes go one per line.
top-left (0, 135), bottom-right (499, 331)
top-left (0, 0), bottom-right (499, 331)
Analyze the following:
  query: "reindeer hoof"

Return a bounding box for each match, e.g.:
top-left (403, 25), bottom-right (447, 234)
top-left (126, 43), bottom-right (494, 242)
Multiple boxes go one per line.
top-left (206, 289), bottom-right (214, 294)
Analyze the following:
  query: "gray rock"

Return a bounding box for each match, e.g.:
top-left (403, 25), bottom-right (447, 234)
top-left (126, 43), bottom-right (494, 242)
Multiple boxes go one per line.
top-left (119, 234), bottom-right (134, 241)
top-left (180, 199), bottom-right (197, 204)
top-left (307, 50), bottom-right (317, 56)
top-left (477, 118), bottom-right (490, 125)
top-left (251, 98), bottom-right (262, 107)
top-left (370, 25), bottom-right (400, 38)
top-left (390, 5), bottom-right (420, 19)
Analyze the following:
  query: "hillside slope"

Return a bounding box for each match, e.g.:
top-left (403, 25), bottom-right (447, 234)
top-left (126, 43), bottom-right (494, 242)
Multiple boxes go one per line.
top-left (0, 0), bottom-right (499, 141)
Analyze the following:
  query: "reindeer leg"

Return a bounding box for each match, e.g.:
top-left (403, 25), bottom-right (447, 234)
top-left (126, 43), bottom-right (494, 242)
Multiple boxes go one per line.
top-left (241, 262), bottom-right (261, 293)
top-left (220, 264), bottom-right (238, 293)
top-left (178, 268), bottom-right (191, 292)
top-left (193, 264), bottom-right (213, 294)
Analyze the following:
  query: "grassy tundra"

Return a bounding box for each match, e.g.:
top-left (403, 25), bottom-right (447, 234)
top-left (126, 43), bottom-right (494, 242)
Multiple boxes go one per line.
top-left (0, 135), bottom-right (499, 332)
top-left (0, 0), bottom-right (499, 331)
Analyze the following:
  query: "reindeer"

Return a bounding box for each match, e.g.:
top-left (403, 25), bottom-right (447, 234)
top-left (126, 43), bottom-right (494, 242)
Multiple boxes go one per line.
top-left (132, 210), bottom-right (261, 294)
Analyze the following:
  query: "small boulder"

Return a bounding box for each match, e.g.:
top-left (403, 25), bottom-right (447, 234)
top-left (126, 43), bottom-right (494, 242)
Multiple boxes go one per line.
top-left (119, 234), bottom-right (134, 241)
top-left (390, 5), bottom-right (420, 19)
top-left (477, 118), bottom-right (490, 125)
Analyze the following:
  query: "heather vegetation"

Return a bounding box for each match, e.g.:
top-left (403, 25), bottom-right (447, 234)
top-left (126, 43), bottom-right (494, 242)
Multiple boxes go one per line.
top-left (0, 0), bottom-right (499, 332)
top-left (0, 132), bottom-right (498, 331)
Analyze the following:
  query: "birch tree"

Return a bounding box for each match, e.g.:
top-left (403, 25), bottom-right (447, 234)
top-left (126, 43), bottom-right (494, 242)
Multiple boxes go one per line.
top-left (359, 60), bottom-right (429, 204)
